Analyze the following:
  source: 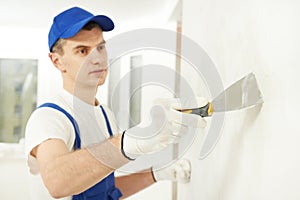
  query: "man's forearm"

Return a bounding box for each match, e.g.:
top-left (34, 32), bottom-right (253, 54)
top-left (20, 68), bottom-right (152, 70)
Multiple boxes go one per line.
top-left (115, 170), bottom-right (156, 199)
top-left (41, 148), bottom-right (113, 198)
top-left (36, 135), bottom-right (129, 198)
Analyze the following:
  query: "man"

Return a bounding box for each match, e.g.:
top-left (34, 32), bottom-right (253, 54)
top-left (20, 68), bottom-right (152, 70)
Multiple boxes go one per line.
top-left (25, 6), bottom-right (207, 200)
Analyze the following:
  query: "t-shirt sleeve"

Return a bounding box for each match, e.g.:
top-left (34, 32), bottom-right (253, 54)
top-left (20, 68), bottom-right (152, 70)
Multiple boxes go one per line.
top-left (25, 107), bottom-right (75, 158)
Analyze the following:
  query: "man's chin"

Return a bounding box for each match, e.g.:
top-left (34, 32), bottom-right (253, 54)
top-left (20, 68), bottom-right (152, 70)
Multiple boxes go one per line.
top-left (97, 79), bottom-right (106, 87)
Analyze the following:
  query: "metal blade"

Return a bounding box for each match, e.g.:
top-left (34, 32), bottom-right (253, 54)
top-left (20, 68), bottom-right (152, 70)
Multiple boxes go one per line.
top-left (211, 73), bottom-right (264, 112)
top-left (199, 73), bottom-right (264, 160)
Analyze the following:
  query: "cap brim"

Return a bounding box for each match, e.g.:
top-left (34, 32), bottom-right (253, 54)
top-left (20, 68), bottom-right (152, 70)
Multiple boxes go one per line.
top-left (60, 15), bottom-right (114, 39)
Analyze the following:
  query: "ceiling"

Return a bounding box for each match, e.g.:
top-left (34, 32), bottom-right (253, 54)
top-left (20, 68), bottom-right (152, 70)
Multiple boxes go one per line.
top-left (0, 0), bottom-right (180, 29)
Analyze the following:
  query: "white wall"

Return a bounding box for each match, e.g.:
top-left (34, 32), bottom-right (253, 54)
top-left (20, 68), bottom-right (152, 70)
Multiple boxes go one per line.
top-left (0, 140), bottom-right (31, 199)
top-left (179, 0), bottom-right (300, 199)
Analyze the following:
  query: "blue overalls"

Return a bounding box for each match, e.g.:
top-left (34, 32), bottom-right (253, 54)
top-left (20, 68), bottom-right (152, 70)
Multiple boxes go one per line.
top-left (38, 103), bottom-right (122, 200)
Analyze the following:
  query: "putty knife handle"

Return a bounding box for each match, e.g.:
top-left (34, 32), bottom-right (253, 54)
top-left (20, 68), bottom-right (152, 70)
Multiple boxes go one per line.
top-left (179, 102), bottom-right (213, 117)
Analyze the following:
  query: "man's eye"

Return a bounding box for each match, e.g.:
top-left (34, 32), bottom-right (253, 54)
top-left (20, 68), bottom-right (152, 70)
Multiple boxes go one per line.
top-left (79, 49), bottom-right (87, 54)
top-left (97, 44), bottom-right (105, 51)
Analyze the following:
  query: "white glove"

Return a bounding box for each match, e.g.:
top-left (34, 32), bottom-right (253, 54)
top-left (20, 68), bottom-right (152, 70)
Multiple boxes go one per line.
top-left (121, 97), bottom-right (207, 160)
top-left (152, 159), bottom-right (192, 183)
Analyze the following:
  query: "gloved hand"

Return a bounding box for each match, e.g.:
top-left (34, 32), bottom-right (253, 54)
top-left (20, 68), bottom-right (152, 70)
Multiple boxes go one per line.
top-left (121, 97), bottom-right (207, 160)
top-left (152, 159), bottom-right (192, 183)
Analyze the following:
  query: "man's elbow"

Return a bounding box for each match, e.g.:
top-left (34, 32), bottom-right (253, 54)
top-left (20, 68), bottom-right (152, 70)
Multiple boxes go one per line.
top-left (44, 178), bottom-right (72, 198)
top-left (46, 184), bottom-right (69, 199)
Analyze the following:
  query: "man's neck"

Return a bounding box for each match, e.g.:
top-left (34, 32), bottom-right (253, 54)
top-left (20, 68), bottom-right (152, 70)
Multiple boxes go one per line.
top-left (64, 84), bottom-right (98, 106)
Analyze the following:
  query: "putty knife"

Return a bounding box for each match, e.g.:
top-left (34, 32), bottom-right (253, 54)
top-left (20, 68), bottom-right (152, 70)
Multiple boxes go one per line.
top-left (179, 73), bottom-right (264, 116)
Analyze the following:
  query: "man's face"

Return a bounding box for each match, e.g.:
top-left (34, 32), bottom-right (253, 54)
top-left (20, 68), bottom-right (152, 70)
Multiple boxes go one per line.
top-left (59, 26), bottom-right (108, 90)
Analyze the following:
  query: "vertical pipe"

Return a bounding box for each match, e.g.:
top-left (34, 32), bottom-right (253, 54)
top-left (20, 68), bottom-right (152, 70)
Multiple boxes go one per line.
top-left (172, 1), bottom-right (183, 199)
top-left (129, 55), bottom-right (143, 127)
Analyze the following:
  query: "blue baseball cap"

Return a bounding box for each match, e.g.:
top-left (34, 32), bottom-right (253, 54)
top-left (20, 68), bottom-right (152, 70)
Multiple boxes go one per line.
top-left (48, 7), bottom-right (114, 52)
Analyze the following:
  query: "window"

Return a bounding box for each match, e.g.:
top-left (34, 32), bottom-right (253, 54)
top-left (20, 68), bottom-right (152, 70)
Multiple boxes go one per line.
top-left (0, 58), bottom-right (38, 143)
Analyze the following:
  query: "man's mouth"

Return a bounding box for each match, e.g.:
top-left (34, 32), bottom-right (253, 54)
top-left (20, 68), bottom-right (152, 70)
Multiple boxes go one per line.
top-left (89, 68), bottom-right (107, 75)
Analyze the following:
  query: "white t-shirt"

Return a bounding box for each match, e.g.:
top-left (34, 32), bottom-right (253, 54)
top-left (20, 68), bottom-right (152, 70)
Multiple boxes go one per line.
top-left (25, 90), bottom-right (120, 200)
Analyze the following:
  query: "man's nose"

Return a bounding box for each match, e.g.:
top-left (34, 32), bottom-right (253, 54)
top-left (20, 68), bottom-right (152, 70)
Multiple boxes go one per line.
top-left (88, 48), bottom-right (105, 64)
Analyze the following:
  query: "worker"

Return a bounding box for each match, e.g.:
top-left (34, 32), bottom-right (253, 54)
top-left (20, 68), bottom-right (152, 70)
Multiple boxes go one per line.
top-left (25, 6), bottom-right (207, 200)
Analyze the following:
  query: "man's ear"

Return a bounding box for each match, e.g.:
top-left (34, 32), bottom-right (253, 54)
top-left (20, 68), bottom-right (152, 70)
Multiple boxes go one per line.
top-left (49, 52), bottom-right (66, 73)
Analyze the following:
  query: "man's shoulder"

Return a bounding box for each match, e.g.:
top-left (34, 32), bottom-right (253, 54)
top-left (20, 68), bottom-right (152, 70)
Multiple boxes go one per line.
top-left (37, 90), bottom-right (73, 111)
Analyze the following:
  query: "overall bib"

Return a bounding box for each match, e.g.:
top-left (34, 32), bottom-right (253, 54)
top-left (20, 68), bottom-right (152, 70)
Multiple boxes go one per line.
top-left (39, 103), bottom-right (122, 200)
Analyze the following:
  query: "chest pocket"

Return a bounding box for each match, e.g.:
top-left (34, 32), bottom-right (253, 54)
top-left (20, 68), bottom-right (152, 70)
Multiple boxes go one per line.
top-left (38, 103), bottom-right (122, 200)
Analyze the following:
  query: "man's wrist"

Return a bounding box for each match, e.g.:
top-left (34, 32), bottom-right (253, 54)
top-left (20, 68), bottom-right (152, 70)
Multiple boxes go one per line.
top-left (121, 131), bottom-right (136, 161)
top-left (86, 136), bottom-right (132, 169)
top-left (151, 167), bottom-right (158, 182)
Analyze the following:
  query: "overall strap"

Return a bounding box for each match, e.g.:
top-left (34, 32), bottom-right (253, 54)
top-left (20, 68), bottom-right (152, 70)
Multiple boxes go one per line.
top-left (100, 105), bottom-right (113, 137)
top-left (38, 103), bottom-right (81, 149)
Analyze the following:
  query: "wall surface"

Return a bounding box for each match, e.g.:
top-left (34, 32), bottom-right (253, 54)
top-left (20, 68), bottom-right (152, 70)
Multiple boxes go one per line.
top-left (0, 141), bottom-right (31, 199)
top-left (179, 0), bottom-right (300, 199)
